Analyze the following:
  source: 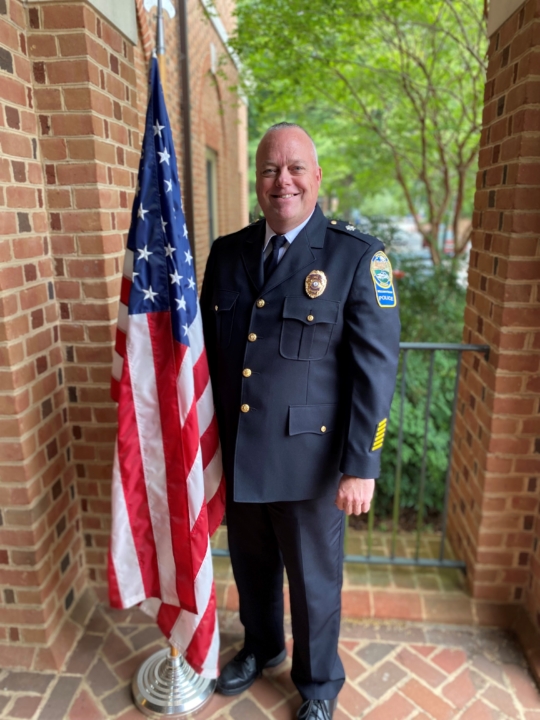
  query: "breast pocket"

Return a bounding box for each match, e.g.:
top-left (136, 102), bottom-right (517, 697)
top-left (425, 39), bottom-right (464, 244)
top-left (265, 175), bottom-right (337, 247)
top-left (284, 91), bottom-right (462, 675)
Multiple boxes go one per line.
top-left (212, 289), bottom-right (239, 349)
top-left (280, 297), bottom-right (339, 360)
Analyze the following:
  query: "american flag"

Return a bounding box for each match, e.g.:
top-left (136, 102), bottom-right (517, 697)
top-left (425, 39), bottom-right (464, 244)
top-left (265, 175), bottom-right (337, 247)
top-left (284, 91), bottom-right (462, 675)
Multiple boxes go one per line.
top-left (108, 57), bottom-right (225, 678)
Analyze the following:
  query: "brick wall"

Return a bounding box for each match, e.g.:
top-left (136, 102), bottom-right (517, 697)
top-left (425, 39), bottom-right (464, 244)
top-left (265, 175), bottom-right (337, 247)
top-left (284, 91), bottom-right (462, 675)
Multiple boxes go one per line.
top-left (0, 0), bottom-right (86, 671)
top-left (448, 0), bottom-right (540, 641)
top-left (0, 0), bottom-right (247, 669)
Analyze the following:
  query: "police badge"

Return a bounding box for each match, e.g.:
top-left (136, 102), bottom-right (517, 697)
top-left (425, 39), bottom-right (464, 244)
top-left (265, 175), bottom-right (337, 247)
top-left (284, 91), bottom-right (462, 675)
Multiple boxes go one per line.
top-left (305, 271), bottom-right (327, 299)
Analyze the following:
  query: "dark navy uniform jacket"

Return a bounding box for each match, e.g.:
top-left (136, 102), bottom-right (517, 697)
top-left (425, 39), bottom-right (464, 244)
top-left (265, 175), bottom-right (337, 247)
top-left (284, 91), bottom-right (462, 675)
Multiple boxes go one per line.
top-left (200, 205), bottom-right (400, 503)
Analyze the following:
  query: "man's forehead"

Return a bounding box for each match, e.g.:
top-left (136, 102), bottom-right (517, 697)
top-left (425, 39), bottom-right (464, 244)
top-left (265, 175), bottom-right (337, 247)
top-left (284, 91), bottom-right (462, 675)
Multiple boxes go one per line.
top-left (260, 156), bottom-right (307, 166)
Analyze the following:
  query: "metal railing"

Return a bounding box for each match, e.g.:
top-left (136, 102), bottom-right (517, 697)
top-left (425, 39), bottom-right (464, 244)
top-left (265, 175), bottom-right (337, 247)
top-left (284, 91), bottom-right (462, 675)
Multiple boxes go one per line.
top-left (212, 342), bottom-right (489, 572)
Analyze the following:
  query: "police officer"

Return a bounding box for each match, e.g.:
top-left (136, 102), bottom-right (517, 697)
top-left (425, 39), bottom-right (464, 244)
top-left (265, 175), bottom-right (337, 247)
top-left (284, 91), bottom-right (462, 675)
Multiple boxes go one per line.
top-left (201, 123), bottom-right (400, 720)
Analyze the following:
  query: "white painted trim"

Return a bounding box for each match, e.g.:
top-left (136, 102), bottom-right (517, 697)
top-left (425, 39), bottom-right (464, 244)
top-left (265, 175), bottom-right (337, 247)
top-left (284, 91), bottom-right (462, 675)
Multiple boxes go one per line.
top-left (487, 0), bottom-right (526, 37)
top-left (198, 0), bottom-right (242, 73)
top-left (31, 0), bottom-right (138, 44)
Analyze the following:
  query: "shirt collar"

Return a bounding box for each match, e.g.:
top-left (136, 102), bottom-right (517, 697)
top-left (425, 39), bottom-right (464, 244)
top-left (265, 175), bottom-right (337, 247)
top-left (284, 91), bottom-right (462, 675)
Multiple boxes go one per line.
top-left (263, 209), bottom-right (315, 250)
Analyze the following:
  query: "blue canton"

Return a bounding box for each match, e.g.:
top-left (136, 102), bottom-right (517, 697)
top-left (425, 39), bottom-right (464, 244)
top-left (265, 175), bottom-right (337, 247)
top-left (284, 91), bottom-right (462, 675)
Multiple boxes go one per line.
top-left (126, 57), bottom-right (196, 346)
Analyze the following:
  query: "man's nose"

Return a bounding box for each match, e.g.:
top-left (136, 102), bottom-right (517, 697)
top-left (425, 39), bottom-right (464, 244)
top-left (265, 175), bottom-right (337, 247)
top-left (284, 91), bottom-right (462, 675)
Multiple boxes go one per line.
top-left (275, 168), bottom-right (292, 186)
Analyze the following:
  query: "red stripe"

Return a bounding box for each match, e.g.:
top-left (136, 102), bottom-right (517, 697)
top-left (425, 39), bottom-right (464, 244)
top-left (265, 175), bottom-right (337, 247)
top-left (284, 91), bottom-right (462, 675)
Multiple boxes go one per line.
top-left (115, 327), bottom-right (126, 358)
top-left (200, 416), bottom-right (219, 470)
top-left (107, 544), bottom-right (122, 608)
top-left (185, 583), bottom-right (217, 675)
top-left (111, 376), bottom-right (120, 403)
top-left (189, 510), bottom-right (210, 580)
top-left (206, 477), bottom-right (226, 537)
top-left (147, 313), bottom-right (197, 615)
top-left (120, 277), bottom-right (131, 306)
top-left (157, 601), bottom-right (181, 639)
top-left (117, 353), bottom-right (161, 598)
top-left (193, 349), bottom-right (209, 402)
top-left (181, 400), bottom-right (201, 491)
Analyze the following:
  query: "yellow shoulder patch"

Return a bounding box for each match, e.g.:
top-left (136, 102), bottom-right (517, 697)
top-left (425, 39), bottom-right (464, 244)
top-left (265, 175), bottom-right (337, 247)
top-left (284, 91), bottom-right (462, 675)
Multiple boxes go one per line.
top-left (370, 251), bottom-right (396, 308)
top-left (371, 418), bottom-right (388, 451)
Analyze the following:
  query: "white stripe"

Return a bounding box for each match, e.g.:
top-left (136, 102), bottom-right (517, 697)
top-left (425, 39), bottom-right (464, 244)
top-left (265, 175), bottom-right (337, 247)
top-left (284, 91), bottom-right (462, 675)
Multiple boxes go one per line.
top-left (196, 379), bottom-right (214, 438)
top-left (111, 350), bottom-right (124, 382)
top-left (169, 541), bottom-right (214, 653)
top-left (117, 302), bottom-right (129, 333)
top-left (127, 315), bottom-right (179, 606)
top-left (198, 611), bottom-right (220, 679)
top-left (186, 447), bottom-right (204, 530)
top-left (187, 305), bottom-right (204, 365)
top-left (123, 248), bottom-right (134, 279)
top-left (177, 346), bottom-right (195, 427)
top-left (203, 445), bottom-right (222, 502)
top-left (110, 443), bottom-right (146, 606)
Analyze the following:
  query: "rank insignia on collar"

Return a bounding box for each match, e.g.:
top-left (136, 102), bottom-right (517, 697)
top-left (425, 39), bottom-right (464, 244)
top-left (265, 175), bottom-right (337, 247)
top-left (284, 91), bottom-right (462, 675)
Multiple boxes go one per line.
top-left (370, 251), bottom-right (396, 308)
top-left (346, 224), bottom-right (355, 231)
top-left (305, 270), bottom-right (327, 298)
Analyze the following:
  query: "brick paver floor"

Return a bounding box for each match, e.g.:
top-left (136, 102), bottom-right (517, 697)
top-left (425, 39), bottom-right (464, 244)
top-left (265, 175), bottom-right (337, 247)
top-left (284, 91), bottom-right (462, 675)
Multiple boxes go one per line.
top-left (0, 603), bottom-right (539, 720)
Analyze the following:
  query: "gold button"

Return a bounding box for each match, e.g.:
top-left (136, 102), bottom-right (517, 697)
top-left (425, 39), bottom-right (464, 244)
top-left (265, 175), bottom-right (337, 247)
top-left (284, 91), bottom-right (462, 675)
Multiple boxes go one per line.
top-left (307, 314), bottom-right (314, 322)
top-left (241, 404), bottom-right (250, 413)
top-left (214, 305), bottom-right (218, 311)
top-left (321, 426), bottom-right (327, 433)
top-left (242, 368), bottom-right (252, 377)
top-left (331, 220), bottom-right (337, 225)
top-left (248, 333), bottom-right (257, 342)
top-left (256, 299), bottom-right (265, 308)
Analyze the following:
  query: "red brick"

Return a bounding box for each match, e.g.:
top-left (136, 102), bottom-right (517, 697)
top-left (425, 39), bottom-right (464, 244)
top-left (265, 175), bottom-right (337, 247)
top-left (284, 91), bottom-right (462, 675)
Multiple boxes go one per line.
top-left (373, 593), bottom-right (423, 621)
top-left (442, 670), bottom-right (476, 708)
top-left (6, 186), bottom-right (37, 209)
top-left (461, 699), bottom-right (500, 720)
top-left (42, 4), bottom-right (88, 29)
top-left (402, 679), bottom-right (454, 720)
top-left (362, 693), bottom-right (414, 720)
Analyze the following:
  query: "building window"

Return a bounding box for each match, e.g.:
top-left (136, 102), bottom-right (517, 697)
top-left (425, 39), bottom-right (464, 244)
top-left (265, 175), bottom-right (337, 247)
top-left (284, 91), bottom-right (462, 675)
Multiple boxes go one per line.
top-left (206, 148), bottom-right (218, 244)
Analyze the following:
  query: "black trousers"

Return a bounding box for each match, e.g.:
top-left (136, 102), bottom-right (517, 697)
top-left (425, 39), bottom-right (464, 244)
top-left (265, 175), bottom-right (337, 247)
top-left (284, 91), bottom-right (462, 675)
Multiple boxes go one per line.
top-left (226, 494), bottom-right (346, 700)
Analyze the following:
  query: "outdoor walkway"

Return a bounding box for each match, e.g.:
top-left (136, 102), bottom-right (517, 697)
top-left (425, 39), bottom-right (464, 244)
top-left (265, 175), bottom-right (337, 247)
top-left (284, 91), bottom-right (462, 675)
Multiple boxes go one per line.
top-left (0, 603), bottom-right (538, 720)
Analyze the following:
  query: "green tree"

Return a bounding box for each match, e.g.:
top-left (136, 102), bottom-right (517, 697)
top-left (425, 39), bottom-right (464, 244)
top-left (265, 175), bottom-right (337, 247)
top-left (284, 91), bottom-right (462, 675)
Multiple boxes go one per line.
top-left (231, 0), bottom-right (487, 263)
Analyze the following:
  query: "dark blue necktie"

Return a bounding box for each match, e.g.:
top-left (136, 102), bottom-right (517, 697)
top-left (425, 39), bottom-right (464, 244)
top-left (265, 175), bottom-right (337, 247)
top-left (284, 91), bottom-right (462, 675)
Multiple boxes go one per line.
top-left (264, 235), bottom-right (288, 282)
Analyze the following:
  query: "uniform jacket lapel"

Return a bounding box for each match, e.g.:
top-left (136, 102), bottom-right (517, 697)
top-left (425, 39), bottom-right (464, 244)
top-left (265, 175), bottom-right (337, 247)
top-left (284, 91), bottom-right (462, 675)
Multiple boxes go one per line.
top-left (262, 205), bottom-right (327, 294)
top-left (241, 221), bottom-right (265, 292)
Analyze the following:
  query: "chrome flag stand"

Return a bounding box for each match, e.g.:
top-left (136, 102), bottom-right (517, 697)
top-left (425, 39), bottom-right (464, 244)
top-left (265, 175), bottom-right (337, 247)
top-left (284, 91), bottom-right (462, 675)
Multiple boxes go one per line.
top-left (133, 645), bottom-right (216, 717)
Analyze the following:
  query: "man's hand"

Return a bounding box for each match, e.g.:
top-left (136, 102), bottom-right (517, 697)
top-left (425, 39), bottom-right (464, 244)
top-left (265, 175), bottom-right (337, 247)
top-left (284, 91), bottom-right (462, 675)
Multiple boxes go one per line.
top-left (335, 475), bottom-right (375, 515)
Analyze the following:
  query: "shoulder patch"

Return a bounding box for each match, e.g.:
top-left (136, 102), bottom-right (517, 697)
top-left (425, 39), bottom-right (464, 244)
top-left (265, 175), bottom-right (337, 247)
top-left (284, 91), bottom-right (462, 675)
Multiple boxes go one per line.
top-left (327, 219), bottom-right (378, 246)
top-left (370, 251), bottom-right (396, 308)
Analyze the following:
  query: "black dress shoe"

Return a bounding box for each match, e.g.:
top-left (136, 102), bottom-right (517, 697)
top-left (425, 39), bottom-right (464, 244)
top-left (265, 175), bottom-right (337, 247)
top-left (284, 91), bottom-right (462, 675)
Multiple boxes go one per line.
top-left (216, 647), bottom-right (287, 695)
top-left (297, 698), bottom-right (337, 720)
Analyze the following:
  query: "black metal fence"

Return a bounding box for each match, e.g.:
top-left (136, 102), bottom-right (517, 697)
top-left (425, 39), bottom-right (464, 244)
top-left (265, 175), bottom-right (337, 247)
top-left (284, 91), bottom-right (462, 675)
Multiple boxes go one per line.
top-left (212, 342), bottom-right (489, 572)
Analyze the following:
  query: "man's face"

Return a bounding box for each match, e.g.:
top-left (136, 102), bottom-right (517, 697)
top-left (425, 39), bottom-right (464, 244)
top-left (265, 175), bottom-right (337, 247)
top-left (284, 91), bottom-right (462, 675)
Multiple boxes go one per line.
top-left (255, 128), bottom-right (322, 234)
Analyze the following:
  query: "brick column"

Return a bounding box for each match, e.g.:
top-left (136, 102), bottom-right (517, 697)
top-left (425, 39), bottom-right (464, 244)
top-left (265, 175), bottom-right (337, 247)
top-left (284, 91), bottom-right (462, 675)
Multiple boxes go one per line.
top-left (0, 0), bottom-right (85, 671)
top-left (27, 0), bottom-right (145, 587)
top-left (448, 0), bottom-right (540, 673)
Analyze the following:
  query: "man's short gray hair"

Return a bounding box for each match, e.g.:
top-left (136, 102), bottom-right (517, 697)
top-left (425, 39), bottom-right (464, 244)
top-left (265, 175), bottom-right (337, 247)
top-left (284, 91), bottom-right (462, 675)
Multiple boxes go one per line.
top-left (263, 122), bottom-right (319, 164)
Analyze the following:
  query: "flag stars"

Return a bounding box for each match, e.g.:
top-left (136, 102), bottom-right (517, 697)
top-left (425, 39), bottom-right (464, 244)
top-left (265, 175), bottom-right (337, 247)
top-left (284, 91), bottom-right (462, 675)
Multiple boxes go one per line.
top-left (142, 286), bottom-right (159, 302)
top-left (158, 147), bottom-right (171, 165)
top-left (165, 243), bottom-right (176, 258)
top-left (183, 223), bottom-right (188, 238)
top-left (176, 296), bottom-right (187, 311)
top-left (153, 119), bottom-right (165, 137)
top-left (161, 217), bottom-right (168, 233)
top-left (138, 203), bottom-right (149, 221)
top-left (185, 248), bottom-right (193, 265)
top-left (182, 323), bottom-right (189, 336)
top-left (137, 245), bottom-right (153, 262)
top-left (187, 277), bottom-right (196, 290)
top-left (164, 179), bottom-right (173, 193)
top-left (170, 269), bottom-right (183, 285)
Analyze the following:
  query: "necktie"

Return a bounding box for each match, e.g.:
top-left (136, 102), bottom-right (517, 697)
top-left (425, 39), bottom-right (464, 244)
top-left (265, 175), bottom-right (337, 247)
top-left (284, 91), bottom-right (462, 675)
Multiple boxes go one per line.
top-left (264, 235), bottom-right (288, 282)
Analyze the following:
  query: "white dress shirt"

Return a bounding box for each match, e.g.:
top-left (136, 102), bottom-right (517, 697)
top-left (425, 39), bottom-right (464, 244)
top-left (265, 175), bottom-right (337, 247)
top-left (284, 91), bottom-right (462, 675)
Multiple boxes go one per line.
top-left (263, 209), bottom-right (315, 263)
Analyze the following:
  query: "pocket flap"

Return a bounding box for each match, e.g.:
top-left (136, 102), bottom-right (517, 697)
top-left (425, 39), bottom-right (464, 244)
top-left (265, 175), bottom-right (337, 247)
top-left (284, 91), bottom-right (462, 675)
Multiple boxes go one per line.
top-left (283, 297), bottom-right (339, 325)
top-left (289, 403), bottom-right (339, 435)
top-left (213, 289), bottom-right (239, 312)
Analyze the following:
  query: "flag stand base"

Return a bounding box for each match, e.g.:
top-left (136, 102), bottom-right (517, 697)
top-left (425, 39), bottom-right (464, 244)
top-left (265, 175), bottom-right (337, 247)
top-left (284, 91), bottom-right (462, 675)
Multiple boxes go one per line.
top-left (132, 646), bottom-right (216, 717)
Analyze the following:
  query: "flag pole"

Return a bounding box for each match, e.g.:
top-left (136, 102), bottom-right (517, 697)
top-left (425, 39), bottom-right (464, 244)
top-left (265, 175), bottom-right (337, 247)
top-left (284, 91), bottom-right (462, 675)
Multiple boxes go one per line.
top-left (156, 0), bottom-right (167, 94)
top-left (129, 8), bottom-right (217, 716)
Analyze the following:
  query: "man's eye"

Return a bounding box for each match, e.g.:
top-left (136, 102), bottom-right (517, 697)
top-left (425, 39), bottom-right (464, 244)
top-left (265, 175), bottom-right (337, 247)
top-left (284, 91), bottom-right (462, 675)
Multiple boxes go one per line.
top-left (262, 169), bottom-right (276, 176)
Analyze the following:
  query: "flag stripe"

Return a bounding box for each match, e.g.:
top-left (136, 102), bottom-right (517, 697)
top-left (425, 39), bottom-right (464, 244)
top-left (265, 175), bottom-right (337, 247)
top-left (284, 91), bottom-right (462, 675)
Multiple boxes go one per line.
top-left (147, 312), bottom-right (197, 614)
top-left (116, 352), bottom-right (161, 599)
top-left (127, 315), bottom-right (180, 606)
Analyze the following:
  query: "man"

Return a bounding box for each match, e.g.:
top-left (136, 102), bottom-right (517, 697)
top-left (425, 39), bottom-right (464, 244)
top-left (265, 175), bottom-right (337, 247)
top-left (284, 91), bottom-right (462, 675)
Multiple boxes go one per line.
top-left (201, 123), bottom-right (400, 719)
